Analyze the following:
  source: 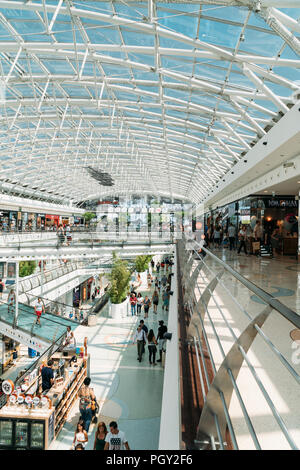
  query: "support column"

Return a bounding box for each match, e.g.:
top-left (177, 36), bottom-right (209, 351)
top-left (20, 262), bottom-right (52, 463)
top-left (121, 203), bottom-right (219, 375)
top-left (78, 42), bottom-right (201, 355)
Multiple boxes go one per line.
top-left (41, 259), bottom-right (44, 297)
top-left (13, 261), bottom-right (19, 328)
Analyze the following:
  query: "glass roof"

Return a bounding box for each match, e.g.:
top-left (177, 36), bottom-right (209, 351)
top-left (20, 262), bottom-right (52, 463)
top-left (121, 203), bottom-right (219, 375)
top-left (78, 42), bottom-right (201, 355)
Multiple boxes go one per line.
top-left (0, 0), bottom-right (299, 205)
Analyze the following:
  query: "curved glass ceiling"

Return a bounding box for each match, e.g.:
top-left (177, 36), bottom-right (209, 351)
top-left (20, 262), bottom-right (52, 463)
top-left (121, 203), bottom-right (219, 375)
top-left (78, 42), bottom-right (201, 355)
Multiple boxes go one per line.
top-left (0, 0), bottom-right (299, 205)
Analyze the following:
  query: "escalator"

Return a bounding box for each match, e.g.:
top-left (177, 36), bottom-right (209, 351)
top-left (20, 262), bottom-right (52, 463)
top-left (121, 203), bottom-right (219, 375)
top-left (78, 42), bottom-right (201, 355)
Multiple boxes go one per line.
top-left (0, 301), bottom-right (78, 353)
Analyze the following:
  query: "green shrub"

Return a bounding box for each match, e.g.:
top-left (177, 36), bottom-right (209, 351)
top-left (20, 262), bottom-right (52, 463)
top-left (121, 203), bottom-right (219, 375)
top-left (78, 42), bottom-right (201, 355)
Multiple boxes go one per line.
top-left (134, 255), bottom-right (152, 273)
top-left (84, 211), bottom-right (96, 224)
top-left (19, 261), bottom-right (37, 278)
top-left (108, 252), bottom-right (131, 304)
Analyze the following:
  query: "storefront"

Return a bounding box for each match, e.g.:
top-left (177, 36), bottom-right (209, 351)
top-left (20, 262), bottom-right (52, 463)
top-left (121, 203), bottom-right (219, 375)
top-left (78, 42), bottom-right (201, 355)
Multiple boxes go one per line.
top-left (61, 216), bottom-right (69, 226)
top-left (45, 214), bottom-right (60, 228)
top-left (250, 196), bottom-right (298, 255)
top-left (0, 348), bottom-right (90, 449)
top-left (27, 213), bottom-right (37, 231)
top-left (36, 214), bottom-right (46, 230)
top-left (0, 337), bottom-right (20, 374)
top-left (73, 286), bottom-right (80, 308)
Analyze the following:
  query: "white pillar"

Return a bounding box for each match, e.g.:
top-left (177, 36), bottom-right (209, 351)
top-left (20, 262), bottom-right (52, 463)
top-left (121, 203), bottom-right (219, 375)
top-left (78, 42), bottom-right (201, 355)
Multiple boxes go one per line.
top-left (13, 261), bottom-right (19, 328)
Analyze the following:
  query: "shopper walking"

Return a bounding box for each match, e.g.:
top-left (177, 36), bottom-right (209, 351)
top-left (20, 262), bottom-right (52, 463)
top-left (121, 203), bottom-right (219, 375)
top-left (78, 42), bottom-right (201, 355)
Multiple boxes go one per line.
top-left (72, 422), bottom-right (88, 449)
top-left (161, 274), bottom-right (167, 288)
top-left (140, 319), bottom-right (148, 355)
top-left (237, 225), bottom-right (248, 256)
top-left (254, 220), bottom-right (263, 245)
top-left (78, 377), bottom-right (96, 432)
top-left (133, 325), bottom-right (147, 362)
top-left (213, 226), bottom-right (222, 249)
top-left (162, 289), bottom-right (170, 312)
top-left (147, 329), bottom-right (158, 365)
top-left (143, 296), bottom-right (151, 318)
top-left (156, 262), bottom-right (160, 273)
top-left (157, 320), bottom-right (167, 363)
top-left (129, 292), bottom-right (137, 316)
top-left (57, 224), bottom-right (65, 247)
top-left (34, 297), bottom-right (45, 327)
top-left (93, 422), bottom-right (108, 450)
top-left (104, 421), bottom-right (130, 450)
top-left (66, 224), bottom-right (72, 246)
top-left (152, 290), bottom-right (159, 314)
top-left (136, 293), bottom-right (144, 316)
top-left (227, 223), bottom-right (236, 251)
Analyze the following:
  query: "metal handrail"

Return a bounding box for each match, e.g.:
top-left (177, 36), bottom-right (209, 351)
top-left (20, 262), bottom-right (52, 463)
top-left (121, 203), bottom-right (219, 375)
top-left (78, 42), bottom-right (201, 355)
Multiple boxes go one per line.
top-left (179, 237), bottom-right (300, 450)
top-left (193, 239), bottom-right (300, 329)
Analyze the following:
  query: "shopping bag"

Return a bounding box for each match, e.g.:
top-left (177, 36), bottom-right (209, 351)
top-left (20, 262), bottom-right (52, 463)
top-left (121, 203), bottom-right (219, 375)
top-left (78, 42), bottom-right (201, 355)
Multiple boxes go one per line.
top-left (252, 242), bottom-right (260, 251)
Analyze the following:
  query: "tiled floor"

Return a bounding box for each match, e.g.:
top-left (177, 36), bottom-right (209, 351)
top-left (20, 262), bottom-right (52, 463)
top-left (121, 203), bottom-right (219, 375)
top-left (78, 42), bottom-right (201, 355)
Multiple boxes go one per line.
top-left (50, 269), bottom-right (170, 450)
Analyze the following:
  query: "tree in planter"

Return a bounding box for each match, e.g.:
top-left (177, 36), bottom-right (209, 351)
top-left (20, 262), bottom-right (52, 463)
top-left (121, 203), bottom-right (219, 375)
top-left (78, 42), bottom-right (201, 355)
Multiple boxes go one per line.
top-left (134, 255), bottom-right (152, 273)
top-left (108, 252), bottom-right (131, 304)
top-left (84, 211), bottom-right (96, 226)
top-left (19, 261), bottom-right (37, 278)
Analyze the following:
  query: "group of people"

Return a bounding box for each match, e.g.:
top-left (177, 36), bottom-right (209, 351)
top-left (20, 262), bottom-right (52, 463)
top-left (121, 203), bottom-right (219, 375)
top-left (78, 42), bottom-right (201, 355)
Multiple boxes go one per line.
top-left (133, 319), bottom-right (168, 364)
top-left (205, 220), bottom-right (284, 257)
top-left (130, 257), bottom-right (171, 365)
top-left (57, 224), bottom-right (72, 246)
top-left (129, 265), bottom-right (173, 318)
top-left (72, 377), bottom-right (130, 450)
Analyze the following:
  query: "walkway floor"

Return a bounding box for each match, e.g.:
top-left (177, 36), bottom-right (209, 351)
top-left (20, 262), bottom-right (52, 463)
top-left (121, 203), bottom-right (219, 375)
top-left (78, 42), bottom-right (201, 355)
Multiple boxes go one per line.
top-left (193, 247), bottom-right (300, 450)
top-left (50, 269), bottom-right (170, 450)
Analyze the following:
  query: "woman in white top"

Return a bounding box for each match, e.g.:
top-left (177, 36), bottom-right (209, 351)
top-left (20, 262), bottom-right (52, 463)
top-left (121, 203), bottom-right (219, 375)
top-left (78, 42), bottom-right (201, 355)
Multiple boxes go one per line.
top-left (72, 422), bottom-right (88, 449)
top-left (64, 326), bottom-right (75, 348)
top-left (136, 293), bottom-right (144, 316)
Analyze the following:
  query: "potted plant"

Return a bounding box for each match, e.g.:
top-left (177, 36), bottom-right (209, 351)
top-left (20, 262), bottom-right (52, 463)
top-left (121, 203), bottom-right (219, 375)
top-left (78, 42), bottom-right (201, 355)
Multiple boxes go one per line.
top-left (133, 255), bottom-right (152, 286)
top-left (108, 252), bottom-right (131, 319)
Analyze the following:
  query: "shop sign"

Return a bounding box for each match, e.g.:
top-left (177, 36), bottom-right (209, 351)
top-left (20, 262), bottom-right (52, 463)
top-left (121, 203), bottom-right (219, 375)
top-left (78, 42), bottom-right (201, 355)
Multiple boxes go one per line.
top-left (266, 199), bottom-right (298, 208)
top-left (240, 209), bottom-right (250, 216)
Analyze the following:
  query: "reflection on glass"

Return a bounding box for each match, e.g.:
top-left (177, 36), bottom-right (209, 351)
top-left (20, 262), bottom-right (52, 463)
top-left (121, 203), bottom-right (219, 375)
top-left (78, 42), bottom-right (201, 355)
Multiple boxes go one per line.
top-left (0, 420), bottom-right (13, 446)
top-left (31, 422), bottom-right (44, 448)
top-left (15, 421), bottom-right (28, 448)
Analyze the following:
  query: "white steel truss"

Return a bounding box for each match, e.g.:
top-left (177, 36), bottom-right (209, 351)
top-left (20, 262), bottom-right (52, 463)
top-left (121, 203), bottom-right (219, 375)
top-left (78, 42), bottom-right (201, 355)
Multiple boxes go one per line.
top-left (0, 0), bottom-right (299, 205)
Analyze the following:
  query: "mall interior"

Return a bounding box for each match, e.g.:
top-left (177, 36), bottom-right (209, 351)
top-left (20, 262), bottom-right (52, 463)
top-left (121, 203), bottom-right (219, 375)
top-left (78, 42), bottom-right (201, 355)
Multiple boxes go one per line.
top-left (0, 0), bottom-right (300, 452)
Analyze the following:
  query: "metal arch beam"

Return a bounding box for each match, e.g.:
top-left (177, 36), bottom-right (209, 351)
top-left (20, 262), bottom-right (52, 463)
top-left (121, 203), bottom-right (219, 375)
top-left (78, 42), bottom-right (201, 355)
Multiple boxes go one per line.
top-left (2, 90), bottom-right (248, 121)
top-left (259, 8), bottom-right (300, 57)
top-left (1, 0), bottom-right (299, 8)
top-left (2, 1), bottom-right (298, 73)
top-left (2, 43), bottom-right (300, 68)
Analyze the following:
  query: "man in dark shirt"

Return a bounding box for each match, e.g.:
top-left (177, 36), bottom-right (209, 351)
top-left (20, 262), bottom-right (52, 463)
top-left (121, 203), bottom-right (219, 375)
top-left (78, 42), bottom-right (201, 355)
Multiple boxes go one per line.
top-left (157, 320), bottom-right (167, 363)
top-left (139, 320), bottom-right (148, 355)
top-left (41, 359), bottom-right (55, 392)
